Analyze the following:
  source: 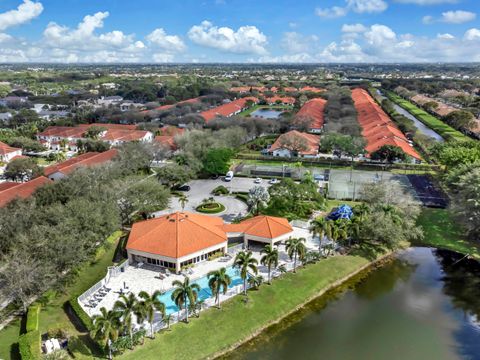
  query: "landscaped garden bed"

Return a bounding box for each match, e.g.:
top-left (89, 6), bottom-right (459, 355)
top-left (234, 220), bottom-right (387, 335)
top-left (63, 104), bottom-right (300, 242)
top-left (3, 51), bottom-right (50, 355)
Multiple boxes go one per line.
top-left (196, 201), bottom-right (226, 214)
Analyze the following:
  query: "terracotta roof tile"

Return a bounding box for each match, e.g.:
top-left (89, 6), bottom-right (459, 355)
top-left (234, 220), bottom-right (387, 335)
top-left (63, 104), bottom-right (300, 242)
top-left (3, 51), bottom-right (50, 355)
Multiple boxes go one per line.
top-left (200, 97), bottom-right (259, 122)
top-left (0, 141), bottom-right (21, 156)
top-left (294, 98), bottom-right (327, 130)
top-left (44, 149), bottom-right (118, 176)
top-left (0, 176), bottom-right (51, 207)
top-left (269, 130), bottom-right (320, 156)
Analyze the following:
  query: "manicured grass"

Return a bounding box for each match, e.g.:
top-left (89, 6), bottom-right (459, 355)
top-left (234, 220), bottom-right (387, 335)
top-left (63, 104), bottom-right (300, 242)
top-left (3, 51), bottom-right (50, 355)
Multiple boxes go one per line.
top-left (117, 254), bottom-right (377, 360)
top-left (416, 208), bottom-right (480, 259)
top-left (0, 231), bottom-right (124, 360)
top-left (385, 91), bottom-right (467, 142)
top-left (0, 319), bottom-right (22, 360)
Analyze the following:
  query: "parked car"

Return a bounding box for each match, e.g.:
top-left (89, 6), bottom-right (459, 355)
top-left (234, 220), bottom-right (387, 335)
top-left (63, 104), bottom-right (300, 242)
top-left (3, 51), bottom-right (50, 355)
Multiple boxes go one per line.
top-left (174, 184), bottom-right (191, 191)
top-left (254, 177), bottom-right (262, 184)
top-left (269, 178), bottom-right (279, 184)
top-left (224, 171), bottom-right (234, 182)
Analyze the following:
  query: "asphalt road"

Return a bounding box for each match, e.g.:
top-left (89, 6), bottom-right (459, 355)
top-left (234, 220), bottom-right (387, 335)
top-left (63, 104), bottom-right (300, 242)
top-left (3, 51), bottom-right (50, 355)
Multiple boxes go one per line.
top-left (154, 177), bottom-right (271, 222)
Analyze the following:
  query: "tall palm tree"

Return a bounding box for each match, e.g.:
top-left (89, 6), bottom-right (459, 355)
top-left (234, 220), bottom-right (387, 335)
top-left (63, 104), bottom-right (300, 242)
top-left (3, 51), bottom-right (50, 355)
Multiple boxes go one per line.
top-left (207, 267), bottom-right (232, 308)
top-left (137, 290), bottom-right (166, 339)
top-left (171, 277), bottom-right (200, 323)
top-left (233, 251), bottom-right (258, 295)
top-left (260, 245), bottom-right (279, 284)
top-left (162, 313), bottom-right (172, 330)
top-left (179, 195), bottom-right (188, 212)
top-left (310, 217), bottom-right (331, 255)
top-left (113, 293), bottom-right (138, 346)
top-left (285, 237), bottom-right (306, 272)
top-left (353, 203), bottom-right (370, 221)
top-left (92, 307), bottom-right (121, 360)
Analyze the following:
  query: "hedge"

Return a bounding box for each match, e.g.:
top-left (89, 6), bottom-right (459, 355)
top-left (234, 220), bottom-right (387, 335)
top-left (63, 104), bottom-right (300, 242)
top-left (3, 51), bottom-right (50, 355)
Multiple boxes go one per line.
top-left (69, 297), bottom-right (93, 332)
top-left (19, 330), bottom-right (41, 360)
top-left (25, 304), bottom-right (40, 333)
top-left (195, 202), bottom-right (226, 214)
top-left (68, 336), bottom-right (94, 359)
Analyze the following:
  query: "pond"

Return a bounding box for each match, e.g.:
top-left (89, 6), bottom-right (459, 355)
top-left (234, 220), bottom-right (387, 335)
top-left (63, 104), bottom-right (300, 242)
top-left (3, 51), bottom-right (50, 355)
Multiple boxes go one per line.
top-left (376, 90), bottom-right (444, 142)
top-left (250, 108), bottom-right (284, 119)
top-left (227, 248), bottom-right (480, 360)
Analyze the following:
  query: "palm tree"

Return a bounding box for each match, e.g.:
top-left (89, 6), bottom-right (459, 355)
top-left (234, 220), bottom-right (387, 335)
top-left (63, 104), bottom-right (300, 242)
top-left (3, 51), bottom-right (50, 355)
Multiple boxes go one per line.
top-left (260, 245), bottom-right (279, 284)
top-left (207, 267), bottom-right (232, 308)
top-left (285, 237), bottom-right (306, 272)
top-left (248, 275), bottom-right (263, 289)
top-left (92, 307), bottom-right (121, 360)
top-left (353, 203), bottom-right (370, 221)
top-left (137, 290), bottom-right (166, 339)
top-left (113, 293), bottom-right (138, 346)
top-left (310, 217), bottom-right (331, 255)
top-left (277, 264), bottom-right (287, 275)
top-left (233, 251), bottom-right (258, 295)
top-left (179, 195), bottom-right (188, 212)
top-left (171, 277), bottom-right (200, 323)
top-left (162, 313), bottom-right (172, 330)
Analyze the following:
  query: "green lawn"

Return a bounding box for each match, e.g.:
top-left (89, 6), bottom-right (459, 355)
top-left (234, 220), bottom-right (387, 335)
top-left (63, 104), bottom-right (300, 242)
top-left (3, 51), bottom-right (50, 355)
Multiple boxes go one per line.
top-left (0, 319), bottom-right (22, 360)
top-left (117, 254), bottom-right (378, 360)
top-left (416, 208), bottom-right (480, 259)
top-left (0, 231), bottom-right (124, 360)
top-left (385, 91), bottom-right (467, 142)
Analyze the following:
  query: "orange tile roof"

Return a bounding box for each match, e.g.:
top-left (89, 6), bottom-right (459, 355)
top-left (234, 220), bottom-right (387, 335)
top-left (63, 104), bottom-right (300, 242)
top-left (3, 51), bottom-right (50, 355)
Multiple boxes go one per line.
top-left (223, 215), bottom-right (293, 239)
top-left (301, 86), bottom-right (325, 93)
top-left (0, 176), bottom-right (51, 207)
top-left (351, 88), bottom-right (421, 161)
top-left (127, 212), bottom-right (227, 258)
top-left (283, 87), bottom-right (298, 93)
top-left (44, 149), bottom-right (118, 176)
top-left (101, 129), bottom-right (151, 142)
top-left (266, 96), bottom-right (295, 105)
top-left (155, 135), bottom-right (176, 150)
top-left (295, 98), bottom-right (327, 129)
top-left (230, 86), bottom-right (251, 93)
top-left (0, 141), bottom-right (21, 156)
top-left (269, 130), bottom-right (320, 156)
top-left (200, 97), bottom-right (259, 122)
top-left (37, 126), bottom-right (86, 139)
top-left (146, 97), bottom-right (201, 113)
top-left (157, 126), bottom-right (185, 136)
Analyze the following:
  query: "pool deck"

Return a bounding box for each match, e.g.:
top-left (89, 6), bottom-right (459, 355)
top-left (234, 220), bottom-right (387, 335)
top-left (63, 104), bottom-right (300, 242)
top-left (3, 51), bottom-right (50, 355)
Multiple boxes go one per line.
top-left (80, 227), bottom-right (316, 319)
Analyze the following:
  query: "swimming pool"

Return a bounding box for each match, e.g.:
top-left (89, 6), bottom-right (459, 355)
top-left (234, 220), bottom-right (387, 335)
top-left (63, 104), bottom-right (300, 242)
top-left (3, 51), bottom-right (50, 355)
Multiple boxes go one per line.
top-left (250, 109), bottom-right (284, 119)
top-left (158, 266), bottom-right (244, 315)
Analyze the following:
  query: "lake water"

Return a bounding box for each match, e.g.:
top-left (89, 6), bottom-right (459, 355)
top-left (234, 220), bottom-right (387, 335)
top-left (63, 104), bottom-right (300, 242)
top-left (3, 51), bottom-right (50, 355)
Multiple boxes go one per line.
top-left (250, 108), bottom-right (284, 119)
top-left (376, 90), bottom-right (444, 142)
top-left (228, 248), bottom-right (480, 360)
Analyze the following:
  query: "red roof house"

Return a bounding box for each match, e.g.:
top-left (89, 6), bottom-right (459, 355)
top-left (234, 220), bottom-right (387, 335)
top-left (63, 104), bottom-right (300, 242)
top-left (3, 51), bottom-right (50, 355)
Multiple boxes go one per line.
top-left (294, 98), bottom-right (327, 133)
top-left (0, 176), bottom-right (51, 207)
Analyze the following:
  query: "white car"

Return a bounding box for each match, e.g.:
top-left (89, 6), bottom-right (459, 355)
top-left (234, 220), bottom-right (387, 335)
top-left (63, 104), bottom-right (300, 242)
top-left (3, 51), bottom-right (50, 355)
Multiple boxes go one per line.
top-left (254, 177), bottom-right (262, 184)
top-left (269, 178), bottom-right (279, 184)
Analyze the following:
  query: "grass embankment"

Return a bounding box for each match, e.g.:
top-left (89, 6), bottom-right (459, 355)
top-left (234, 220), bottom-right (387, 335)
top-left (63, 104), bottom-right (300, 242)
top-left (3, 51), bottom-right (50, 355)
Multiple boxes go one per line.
top-left (0, 231), bottom-right (124, 359)
top-left (118, 252), bottom-right (386, 360)
top-left (416, 208), bottom-right (480, 260)
top-left (385, 91), bottom-right (467, 141)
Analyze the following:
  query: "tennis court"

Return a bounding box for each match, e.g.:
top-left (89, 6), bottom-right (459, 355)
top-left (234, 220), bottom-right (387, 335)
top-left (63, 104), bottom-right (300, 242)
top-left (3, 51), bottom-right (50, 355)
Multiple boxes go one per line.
top-left (328, 169), bottom-right (415, 200)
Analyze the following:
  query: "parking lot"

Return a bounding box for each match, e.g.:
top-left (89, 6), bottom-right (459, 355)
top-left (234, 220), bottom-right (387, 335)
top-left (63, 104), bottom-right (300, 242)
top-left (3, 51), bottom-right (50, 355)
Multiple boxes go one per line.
top-left (155, 177), bottom-right (272, 222)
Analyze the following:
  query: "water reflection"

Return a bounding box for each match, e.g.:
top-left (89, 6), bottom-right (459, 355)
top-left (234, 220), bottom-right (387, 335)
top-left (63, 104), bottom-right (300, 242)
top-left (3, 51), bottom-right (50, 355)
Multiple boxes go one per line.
top-left (227, 248), bottom-right (480, 360)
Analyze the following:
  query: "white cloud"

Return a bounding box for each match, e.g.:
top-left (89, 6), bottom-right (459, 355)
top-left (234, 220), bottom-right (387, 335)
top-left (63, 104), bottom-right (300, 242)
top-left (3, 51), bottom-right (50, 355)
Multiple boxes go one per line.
top-left (464, 28), bottom-right (480, 41)
top-left (281, 32), bottom-right (319, 53)
top-left (0, 0), bottom-right (43, 31)
top-left (441, 10), bottom-right (476, 24)
top-left (422, 15), bottom-right (434, 24)
top-left (188, 20), bottom-right (268, 55)
top-left (315, 6), bottom-right (348, 18)
top-left (316, 0), bottom-right (387, 19)
top-left (394, 0), bottom-right (458, 4)
top-left (342, 23), bottom-right (367, 33)
top-left (437, 33), bottom-right (455, 39)
top-left (364, 24), bottom-right (396, 46)
top-left (146, 28), bottom-right (186, 52)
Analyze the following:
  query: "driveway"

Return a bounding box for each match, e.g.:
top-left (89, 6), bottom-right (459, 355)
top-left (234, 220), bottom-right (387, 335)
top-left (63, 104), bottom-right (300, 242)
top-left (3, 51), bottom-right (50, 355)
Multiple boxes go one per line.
top-left (155, 178), bottom-right (271, 222)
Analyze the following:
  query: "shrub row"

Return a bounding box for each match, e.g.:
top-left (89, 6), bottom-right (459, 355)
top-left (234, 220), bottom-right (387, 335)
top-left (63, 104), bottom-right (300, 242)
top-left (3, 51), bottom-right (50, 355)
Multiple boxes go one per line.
top-left (196, 202), bottom-right (226, 214)
top-left (25, 304), bottom-right (41, 332)
top-left (19, 330), bottom-right (40, 360)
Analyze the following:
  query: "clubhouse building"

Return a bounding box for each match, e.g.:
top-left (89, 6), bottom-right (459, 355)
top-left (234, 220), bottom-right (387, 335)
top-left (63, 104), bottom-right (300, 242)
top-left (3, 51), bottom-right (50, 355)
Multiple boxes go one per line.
top-left (126, 212), bottom-right (293, 273)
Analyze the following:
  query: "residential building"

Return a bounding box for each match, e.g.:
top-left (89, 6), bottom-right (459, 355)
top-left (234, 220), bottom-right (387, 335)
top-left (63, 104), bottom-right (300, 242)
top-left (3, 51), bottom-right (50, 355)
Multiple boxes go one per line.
top-left (200, 97), bottom-right (259, 122)
top-left (265, 96), bottom-right (295, 106)
top-left (0, 176), bottom-right (51, 207)
top-left (0, 141), bottom-right (23, 163)
top-left (294, 98), bottom-right (327, 133)
top-left (101, 129), bottom-right (154, 146)
top-left (97, 96), bottom-right (124, 107)
top-left (352, 88), bottom-right (421, 162)
top-left (43, 149), bottom-right (118, 181)
top-left (267, 130), bottom-right (320, 158)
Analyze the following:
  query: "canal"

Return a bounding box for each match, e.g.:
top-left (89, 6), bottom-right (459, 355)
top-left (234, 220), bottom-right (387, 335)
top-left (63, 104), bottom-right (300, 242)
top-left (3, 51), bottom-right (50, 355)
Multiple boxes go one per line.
top-left (376, 90), bottom-right (444, 142)
top-left (227, 248), bottom-right (480, 360)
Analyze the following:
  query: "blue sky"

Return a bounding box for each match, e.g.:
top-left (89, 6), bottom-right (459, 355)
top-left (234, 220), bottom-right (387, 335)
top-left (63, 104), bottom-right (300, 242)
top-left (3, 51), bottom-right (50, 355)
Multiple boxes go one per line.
top-left (0, 0), bottom-right (479, 62)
